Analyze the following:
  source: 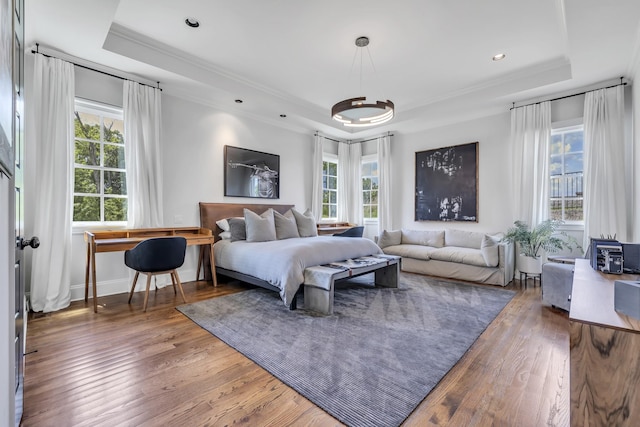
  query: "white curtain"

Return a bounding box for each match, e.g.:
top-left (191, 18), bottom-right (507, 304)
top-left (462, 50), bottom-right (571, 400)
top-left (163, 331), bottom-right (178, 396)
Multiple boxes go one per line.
top-left (311, 134), bottom-right (324, 221)
top-left (377, 134), bottom-right (392, 234)
top-left (337, 142), bottom-right (362, 224)
top-left (30, 55), bottom-right (75, 312)
top-left (510, 101), bottom-right (551, 226)
top-left (124, 81), bottom-right (164, 228)
top-left (583, 86), bottom-right (628, 247)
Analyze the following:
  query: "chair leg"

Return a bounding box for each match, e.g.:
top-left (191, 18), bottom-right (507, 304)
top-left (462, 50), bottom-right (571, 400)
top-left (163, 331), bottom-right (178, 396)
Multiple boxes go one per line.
top-left (171, 272), bottom-right (177, 295)
top-left (128, 272), bottom-right (140, 303)
top-left (143, 273), bottom-right (153, 312)
top-left (173, 270), bottom-right (187, 304)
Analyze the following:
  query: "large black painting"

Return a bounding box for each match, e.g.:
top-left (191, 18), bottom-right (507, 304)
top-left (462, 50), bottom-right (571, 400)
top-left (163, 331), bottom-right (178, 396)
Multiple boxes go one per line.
top-left (415, 142), bottom-right (478, 221)
top-left (224, 145), bottom-right (280, 199)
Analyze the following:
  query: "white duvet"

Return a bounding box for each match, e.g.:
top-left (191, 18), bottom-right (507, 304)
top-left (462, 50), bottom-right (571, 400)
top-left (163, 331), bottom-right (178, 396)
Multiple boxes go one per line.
top-left (214, 236), bottom-right (382, 306)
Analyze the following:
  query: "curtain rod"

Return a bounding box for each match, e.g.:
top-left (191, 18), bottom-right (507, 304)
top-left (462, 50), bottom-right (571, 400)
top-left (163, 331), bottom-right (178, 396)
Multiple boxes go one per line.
top-left (314, 131), bottom-right (393, 144)
top-left (31, 44), bottom-right (162, 91)
top-left (510, 78), bottom-right (626, 110)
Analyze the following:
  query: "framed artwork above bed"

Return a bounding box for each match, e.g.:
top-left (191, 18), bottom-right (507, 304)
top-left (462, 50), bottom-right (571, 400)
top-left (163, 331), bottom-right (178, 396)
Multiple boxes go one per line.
top-left (415, 141), bottom-right (478, 222)
top-left (224, 145), bottom-right (280, 199)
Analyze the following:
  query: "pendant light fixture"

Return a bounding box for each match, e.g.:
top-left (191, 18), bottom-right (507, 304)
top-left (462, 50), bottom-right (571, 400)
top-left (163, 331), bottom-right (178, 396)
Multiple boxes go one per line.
top-left (331, 36), bottom-right (394, 128)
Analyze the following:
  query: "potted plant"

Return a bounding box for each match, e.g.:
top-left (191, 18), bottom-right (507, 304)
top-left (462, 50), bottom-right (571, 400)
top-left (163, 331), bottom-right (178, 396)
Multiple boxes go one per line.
top-left (502, 220), bottom-right (581, 274)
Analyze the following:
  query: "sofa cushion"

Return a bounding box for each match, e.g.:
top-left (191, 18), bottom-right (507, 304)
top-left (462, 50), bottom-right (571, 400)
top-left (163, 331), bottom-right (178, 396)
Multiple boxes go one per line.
top-left (444, 229), bottom-right (485, 249)
top-left (378, 230), bottom-right (402, 249)
top-left (401, 229), bottom-right (445, 247)
top-left (481, 234), bottom-right (500, 267)
top-left (428, 246), bottom-right (487, 267)
top-left (382, 244), bottom-right (440, 260)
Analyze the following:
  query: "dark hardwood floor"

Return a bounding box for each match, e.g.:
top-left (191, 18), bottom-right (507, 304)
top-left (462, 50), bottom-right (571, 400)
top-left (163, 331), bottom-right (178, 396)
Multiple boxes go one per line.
top-left (21, 275), bottom-right (569, 427)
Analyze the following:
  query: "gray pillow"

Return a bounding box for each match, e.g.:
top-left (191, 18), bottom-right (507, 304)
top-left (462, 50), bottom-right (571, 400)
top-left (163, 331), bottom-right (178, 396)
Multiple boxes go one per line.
top-left (244, 208), bottom-right (277, 242)
top-left (274, 209), bottom-right (300, 239)
top-left (292, 208), bottom-right (317, 237)
top-left (378, 229), bottom-right (402, 249)
top-left (228, 218), bottom-right (246, 241)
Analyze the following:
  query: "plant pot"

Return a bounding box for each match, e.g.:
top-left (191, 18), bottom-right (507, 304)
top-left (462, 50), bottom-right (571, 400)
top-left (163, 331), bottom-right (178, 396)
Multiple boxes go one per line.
top-left (517, 254), bottom-right (542, 274)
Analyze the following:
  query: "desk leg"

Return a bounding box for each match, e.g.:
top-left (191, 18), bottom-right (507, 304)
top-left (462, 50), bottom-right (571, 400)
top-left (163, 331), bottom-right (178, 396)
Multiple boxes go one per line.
top-left (91, 247), bottom-right (98, 313)
top-left (85, 243), bottom-right (90, 302)
top-left (196, 245), bottom-right (204, 281)
top-left (209, 243), bottom-right (217, 287)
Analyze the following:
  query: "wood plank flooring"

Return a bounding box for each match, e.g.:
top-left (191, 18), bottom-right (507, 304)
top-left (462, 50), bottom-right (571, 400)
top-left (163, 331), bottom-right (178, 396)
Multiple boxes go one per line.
top-left (21, 276), bottom-right (569, 427)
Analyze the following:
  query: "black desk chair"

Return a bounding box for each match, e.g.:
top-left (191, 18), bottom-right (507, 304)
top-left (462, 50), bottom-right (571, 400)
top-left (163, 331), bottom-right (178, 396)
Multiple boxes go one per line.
top-left (125, 236), bottom-right (188, 311)
top-left (333, 226), bottom-right (364, 238)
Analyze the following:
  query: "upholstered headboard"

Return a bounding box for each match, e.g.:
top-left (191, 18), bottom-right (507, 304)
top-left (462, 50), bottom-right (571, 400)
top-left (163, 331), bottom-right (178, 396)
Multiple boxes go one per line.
top-left (199, 202), bottom-right (295, 243)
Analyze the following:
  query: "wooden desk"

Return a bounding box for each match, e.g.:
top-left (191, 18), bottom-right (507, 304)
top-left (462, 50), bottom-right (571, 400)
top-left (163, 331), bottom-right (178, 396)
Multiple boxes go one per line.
top-left (84, 227), bottom-right (216, 313)
top-left (569, 259), bottom-right (640, 426)
top-left (316, 222), bottom-right (355, 236)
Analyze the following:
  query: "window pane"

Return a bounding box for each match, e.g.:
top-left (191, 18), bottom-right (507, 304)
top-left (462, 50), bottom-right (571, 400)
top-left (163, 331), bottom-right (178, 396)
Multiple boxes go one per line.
top-left (104, 118), bottom-right (124, 144)
top-left (362, 162), bottom-right (372, 176)
top-left (550, 176), bottom-right (562, 198)
top-left (323, 190), bottom-right (330, 203)
top-left (74, 196), bottom-right (100, 221)
top-left (328, 162), bottom-right (337, 176)
top-left (549, 134), bottom-right (563, 155)
top-left (104, 198), bottom-right (127, 221)
top-left (565, 131), bottom-right (583, 152)
top-left (566, 172), bottom-right (583, 197)
top-left (564, 153), bottom-right (583, 174)
top-left (329, 190), bottom-right (337, 204)
top-left (322, 205), bottom-right (329, 218)
top-left (74, 111), bottom-right (101, 141)
top-left (371, 190), bottom-right (378, 204)
top-left (329, 205), bottom-right (337, 218)
top-left (565, 199), bottom-right (583, 221)
top-left (104, 171), bottom-right (127, 195)
top-left (363, 191), bottom-right (370, 204)
top-left (328, 176), bottom-right (337, 189)
top-left (362, 177), bottom-right (371, 190)
top-left (371, 205), bottom-right (378, 218)
top-left (74, 168), bottom-right (100, 194)
top-left (363, 206), bottom-right (371, 218)
top-left (104, 144), bottom-right (125, 169)
top-left (549, 199), bottom-right (562, 220)
top-left (75, 140), bottom-right (100, 166)
top-left (371, 177), bottom-right (378, 189)
top-left (370, 162), bottom-right (378, 176)
top-left (549, 156), bottom-right (562, 176)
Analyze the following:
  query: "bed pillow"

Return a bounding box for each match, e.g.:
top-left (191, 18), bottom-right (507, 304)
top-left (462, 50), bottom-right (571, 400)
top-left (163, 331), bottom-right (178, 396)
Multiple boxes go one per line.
top-left (274, 209), bottom-right (300, 239)
top-left (219, 231), bottom-right (232, 240)
top-left (244, 208), bottom-right (277, 242)
top-left (228, 218), bottom-right (247, 241)
top-left (216, 218), bottom-right (231, 232)
top-left (292, 208), bottom-right (317, 237)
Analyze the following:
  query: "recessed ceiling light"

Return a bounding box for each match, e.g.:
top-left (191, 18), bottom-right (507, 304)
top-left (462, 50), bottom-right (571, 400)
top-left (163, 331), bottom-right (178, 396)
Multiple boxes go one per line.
top-left (235, 99), bottom-right (243, 103)
top-left (185, 18), bottom-right (200, 28)
top-left (280, 114), bottom-right (287, 118)
top-left (492, 53), bottom-right (506, 61)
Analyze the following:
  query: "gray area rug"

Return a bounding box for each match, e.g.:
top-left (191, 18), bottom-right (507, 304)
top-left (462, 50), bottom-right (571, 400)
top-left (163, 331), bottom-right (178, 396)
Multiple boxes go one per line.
top-left (177, 273), bottom-right (515, 427)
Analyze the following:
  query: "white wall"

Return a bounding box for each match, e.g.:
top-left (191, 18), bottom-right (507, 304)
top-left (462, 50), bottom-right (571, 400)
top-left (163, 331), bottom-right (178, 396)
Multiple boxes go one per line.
top-left (391, 112), bottom-right (514, 235)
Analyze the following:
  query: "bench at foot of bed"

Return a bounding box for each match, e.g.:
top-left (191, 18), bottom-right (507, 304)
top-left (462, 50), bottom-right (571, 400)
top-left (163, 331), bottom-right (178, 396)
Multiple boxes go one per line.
top-left (303, 255), bottom-right (401, 315)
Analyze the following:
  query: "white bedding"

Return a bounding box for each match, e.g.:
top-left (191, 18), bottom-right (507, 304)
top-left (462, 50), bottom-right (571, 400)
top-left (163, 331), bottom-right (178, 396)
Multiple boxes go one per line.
top-left (214, 236), bottom-right (382, 306)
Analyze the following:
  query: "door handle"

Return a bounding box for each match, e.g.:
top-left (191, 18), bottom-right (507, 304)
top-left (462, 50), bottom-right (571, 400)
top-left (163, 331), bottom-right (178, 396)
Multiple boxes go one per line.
top-left (18, 236), bottom-right (40, 250)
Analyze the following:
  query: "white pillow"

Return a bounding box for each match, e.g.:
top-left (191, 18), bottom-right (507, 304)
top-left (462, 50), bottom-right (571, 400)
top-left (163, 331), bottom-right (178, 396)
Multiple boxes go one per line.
top-left (216, 219), bottom-right (230, 232)
top-left (481, 234), bottom-right (500, 267)
top-left (292, 208), bottom-right (317, 237)
top-left (274, 209), bottom-right (300, 239)
top-left (219, 231), bottom-right (232, 240)
top-left (244, 208), bottom-right (277, 242)
top-left (377, 230), bottom-right (402, 249)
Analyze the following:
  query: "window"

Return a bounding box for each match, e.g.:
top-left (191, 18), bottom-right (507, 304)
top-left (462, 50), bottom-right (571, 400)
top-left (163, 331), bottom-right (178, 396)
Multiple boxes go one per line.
top-left (73, 100), bottom-right (127, 223)
top-left (362, 160), bottom-right (378, 220)
top-left (549, 125), bottom-right (583, 222)
top-left (322, 159), bottom-right (338, 219)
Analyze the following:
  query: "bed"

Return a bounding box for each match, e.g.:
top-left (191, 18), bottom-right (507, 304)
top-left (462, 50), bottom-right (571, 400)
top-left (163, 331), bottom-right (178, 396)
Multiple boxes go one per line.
top-left (199, 202), bottom-right (383, 308)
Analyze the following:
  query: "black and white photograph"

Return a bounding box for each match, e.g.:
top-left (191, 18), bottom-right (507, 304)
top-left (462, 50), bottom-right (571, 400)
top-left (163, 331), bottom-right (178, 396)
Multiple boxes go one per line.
top-left (415, 141), bottom-right (478, 221)
top-left (224, 145), bottom-right (280, 199)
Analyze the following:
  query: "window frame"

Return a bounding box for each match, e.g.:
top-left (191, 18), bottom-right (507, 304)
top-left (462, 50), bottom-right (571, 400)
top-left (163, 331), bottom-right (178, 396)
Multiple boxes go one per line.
top-left (361, 154), bottom-right (378, 223)
top-left (72, 99), bottom-right (128, 228)
top-left (321, 153), bottom-right (338, 220)
top-left (549, 121), bottom-right (584, 229)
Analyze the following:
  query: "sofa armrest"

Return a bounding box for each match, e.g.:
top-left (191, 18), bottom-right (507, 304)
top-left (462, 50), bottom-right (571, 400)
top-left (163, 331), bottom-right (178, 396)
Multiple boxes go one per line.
top-left (498, 241), bottom-right (515, 285)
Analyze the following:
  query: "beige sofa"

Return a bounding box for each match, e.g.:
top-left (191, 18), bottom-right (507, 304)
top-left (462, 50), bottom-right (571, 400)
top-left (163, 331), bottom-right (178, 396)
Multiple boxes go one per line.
top-left (378, 228), bottom-right (515, 286)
